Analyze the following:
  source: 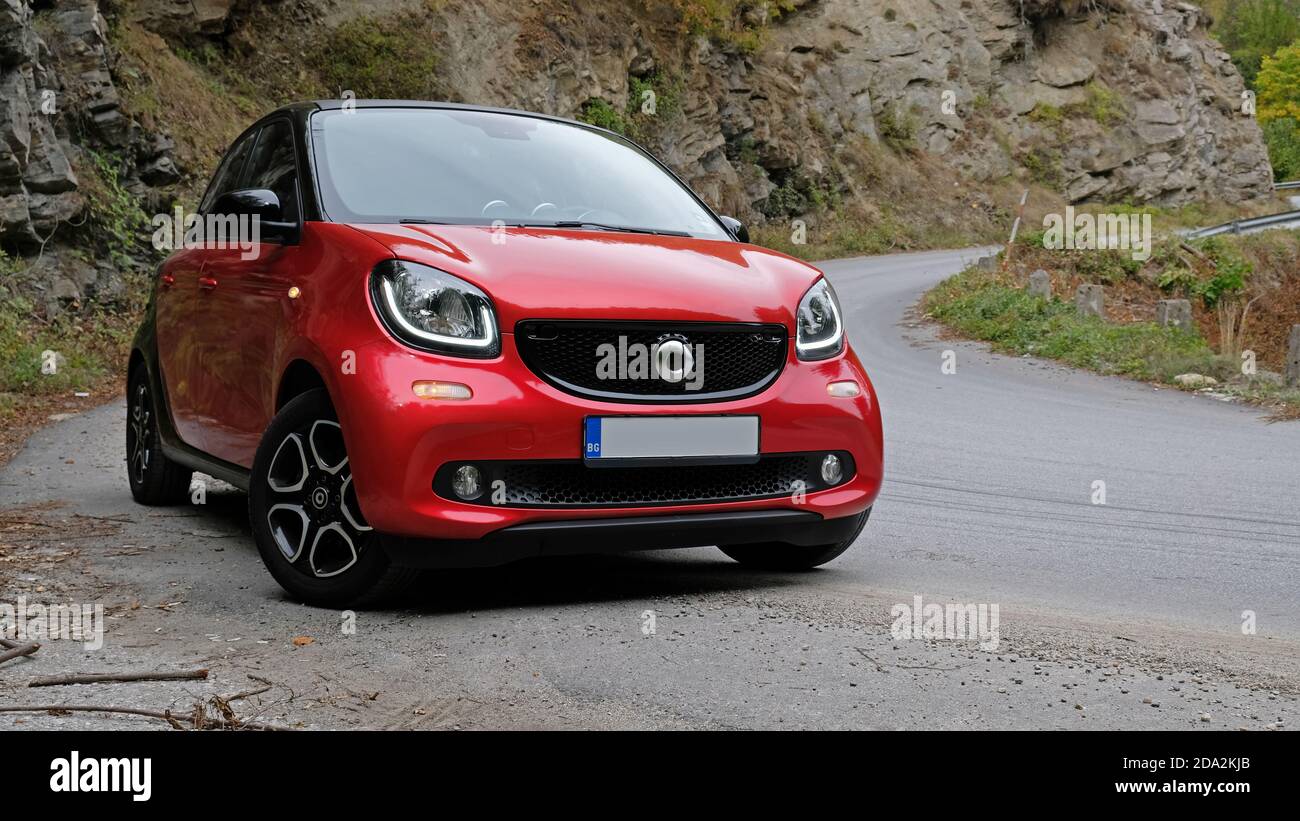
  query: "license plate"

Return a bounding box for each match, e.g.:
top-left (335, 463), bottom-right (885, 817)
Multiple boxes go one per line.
top-left (584, 415), bottom-right (759, 466)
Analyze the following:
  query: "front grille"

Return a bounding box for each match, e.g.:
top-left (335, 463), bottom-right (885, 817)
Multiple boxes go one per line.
top-left (515, 320), bottom-right (787, 403)
top-left (433, 452), bottom-right (854, 508)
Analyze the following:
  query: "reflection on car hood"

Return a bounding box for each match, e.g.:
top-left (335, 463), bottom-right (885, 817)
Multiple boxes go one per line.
top-left (346, 224), bottom-right (823, 331)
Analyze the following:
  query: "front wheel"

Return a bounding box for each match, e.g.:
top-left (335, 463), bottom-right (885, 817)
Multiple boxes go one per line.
top-left (249, 389), bottom-right (417, 607)
top-left (719, 508), bottom-right (870, 570)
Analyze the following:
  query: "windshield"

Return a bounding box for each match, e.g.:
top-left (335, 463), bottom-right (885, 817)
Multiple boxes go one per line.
top-left (309, 108), bottom-right (729, 239)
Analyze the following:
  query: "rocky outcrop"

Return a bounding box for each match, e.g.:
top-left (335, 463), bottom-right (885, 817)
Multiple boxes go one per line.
top-left (372, 0), bottom-right (1275, 216)
top-left (0, 0), bottom-right (180, 313)
top-left (0, 0), bottom-right (1278, 314)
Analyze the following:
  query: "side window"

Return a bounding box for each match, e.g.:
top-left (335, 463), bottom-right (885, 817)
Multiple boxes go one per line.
top-left (243, 119), bottom-right (300, 224)
top-left (199, 130), bottom-right (257, 213)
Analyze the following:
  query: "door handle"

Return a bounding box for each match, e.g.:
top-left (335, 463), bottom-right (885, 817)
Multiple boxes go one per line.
top-left (198, 276), bottom-right (219, 290)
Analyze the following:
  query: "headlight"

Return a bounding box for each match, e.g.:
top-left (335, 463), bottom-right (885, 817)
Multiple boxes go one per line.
top-left (795, 278), bottom-right (844, 360)
top-left (370, 259), bottom-right (500, 357)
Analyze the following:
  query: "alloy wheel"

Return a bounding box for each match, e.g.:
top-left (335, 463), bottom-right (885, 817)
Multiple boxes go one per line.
top-left (264, 420), bottom-right (372, 578)
top-left (128, 381), bottom-right (153, 486)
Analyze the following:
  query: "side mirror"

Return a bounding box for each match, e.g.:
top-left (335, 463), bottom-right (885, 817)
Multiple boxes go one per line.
top-left (210, 188), bottom-right (299, 244)
top-left (720, 215), bottom-right (749, 244)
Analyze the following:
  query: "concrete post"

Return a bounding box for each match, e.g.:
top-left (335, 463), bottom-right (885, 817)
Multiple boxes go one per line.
top-left (1156, 299), bottom-right (1192, 331)
top-left (1027, 269), bottom-right (1051, 299)
top-left (1075, 284), bottom-right (1105, 319)
top-left (1287, 325), bottom-right (1300, 387)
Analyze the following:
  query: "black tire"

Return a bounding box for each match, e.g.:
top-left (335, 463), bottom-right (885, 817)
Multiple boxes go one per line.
top-left (248, 389), bottom-right (418, 608)
top-left (126, 364), bottom-right (193, 506)
top-left (719, 508), bottom-right (871, 570)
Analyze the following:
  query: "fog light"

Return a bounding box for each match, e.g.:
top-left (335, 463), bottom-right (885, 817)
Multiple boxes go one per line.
top-left (413, 380), bottom-right (472, 400)
top-left (827, 380), bottom-right (860, 398)
top-left (451, 465), bottom-right (483, 500)
top-left (820, 454), bottom-right (843, 485)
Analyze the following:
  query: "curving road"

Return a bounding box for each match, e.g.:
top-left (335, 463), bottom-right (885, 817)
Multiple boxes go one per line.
top-left (824, 247), bottom-right (1300, 637)
top-left (1, 246), bottom-right (1296, 730)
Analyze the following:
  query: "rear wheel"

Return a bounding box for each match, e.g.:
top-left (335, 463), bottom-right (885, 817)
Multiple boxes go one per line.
top-left (126, 365), bottom-right (192, 505)
top-left (719, 508), bottom-right (870, 570)
top-left (249, 389), bottom-right (418, 607)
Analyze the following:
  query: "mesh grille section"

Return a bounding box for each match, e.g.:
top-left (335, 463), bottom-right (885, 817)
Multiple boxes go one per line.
top-left (500, 458), bottom-right (804, 506)
top-left (516, 321), bottom-right (787, 402)
top-left (433, 454), bottom-right (859, 508)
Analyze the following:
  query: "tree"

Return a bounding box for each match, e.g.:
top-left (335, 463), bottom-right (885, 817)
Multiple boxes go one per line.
top-left (1256, 42), bottom-right (1300, 124)
top-left (1256, 42), bottom-right (1300, 181)
top-left (1214, 0), bottom-right (1300, 86)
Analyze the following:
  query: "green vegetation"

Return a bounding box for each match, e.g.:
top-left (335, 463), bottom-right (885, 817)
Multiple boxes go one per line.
top-left (1077, 82), bottom-right (1125, 126)
top-left (668, 0), bottom-right (799, 52)
top-left (1028, 83), bottom-right (1123, 132)
top-left (0, 273), bottom-right (148, 421)
top-left (924, 230), bottom-right (1300, 419)
top-left (1261, 118), bottom-right (1300, 180)
top-left (925, 268), bottom-right (1227, 382)
top-left (579, 71), bottom-right (685, 142)
top-left (752, 206), bottom-right (990, 261)
top-left (876, 104), bottom-right (917, 153)
top-left (79, 150), bottom-right (150, 265)
top-left (1020, 146), bottom-right (1063, 187)
top-left (578, 98), bottom-right (630, 135)
top-left (1203, 1), bottom-right (1300, 181)
top-left (1208, 0), bottom-right (1300, 86)
top-left (1255, 43), bottom-right (1300, 180)
top-left (312, 12), bottom-right (438, 99)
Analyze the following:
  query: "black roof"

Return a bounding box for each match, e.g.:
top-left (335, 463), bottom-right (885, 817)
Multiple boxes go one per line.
top-left (255, 99), bottom-right (602, 134)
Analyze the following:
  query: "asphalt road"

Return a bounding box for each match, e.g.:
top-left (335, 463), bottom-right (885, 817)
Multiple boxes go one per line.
top-left (824, 248), bottom-right (1300, 636)
top-left (1, 246), bottom-right (1296, 730)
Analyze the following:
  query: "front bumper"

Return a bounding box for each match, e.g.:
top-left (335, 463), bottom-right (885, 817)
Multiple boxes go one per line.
top-left (333, 332), bottom-right (884, 542)
top-left (381, 508), bottom-right (869, 569)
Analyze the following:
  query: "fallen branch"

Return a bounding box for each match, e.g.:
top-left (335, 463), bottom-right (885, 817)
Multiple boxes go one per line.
top-left (28, 669), bottom-right (209, 688)
top-left (0, 642), bottom-right (41, 667)
top-left (0, 703), bottom-right (290, 731)
top-left (222, 684), bottom-right (272, 703)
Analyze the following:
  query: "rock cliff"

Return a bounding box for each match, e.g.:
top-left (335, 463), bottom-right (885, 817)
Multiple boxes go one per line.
top-left (0, 0), bottom-right (1278, 312)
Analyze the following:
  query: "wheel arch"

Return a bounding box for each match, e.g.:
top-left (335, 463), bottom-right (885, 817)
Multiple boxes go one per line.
top-left (127, 347), bottom-right (148, 383)
top-left (276, 358), bottom-right (331, 412)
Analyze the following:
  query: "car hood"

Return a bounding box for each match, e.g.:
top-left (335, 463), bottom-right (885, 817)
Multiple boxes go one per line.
top-left (346, 224), bottom-right (823, 332)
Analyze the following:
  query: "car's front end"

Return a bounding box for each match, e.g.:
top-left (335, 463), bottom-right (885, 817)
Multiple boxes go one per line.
top-left (320, 223), bottom-right (882, 567)
top-left (292, 102), bottom-right (884, 568)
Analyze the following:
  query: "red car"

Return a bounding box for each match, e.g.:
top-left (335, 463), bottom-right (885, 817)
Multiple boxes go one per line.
top-left (126, 101), bottom-right (883, 606)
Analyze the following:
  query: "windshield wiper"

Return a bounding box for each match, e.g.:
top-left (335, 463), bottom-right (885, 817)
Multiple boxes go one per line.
top-left (399, 218), bottom-right (451, 225)
top-left (525, 221), bottom-right (692, 238)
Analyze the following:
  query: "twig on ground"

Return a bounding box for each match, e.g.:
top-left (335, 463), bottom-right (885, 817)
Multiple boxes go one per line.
top-left (0, 641), bottom-right (41, 667)
top-left (0, 703), bottom-right (290, 731)
top-left (222, 684), bottom-right (272, 703)
top-left (27, 669), bottom-right (209, 687)
top-left (71, 513), bottom-right (135, 524)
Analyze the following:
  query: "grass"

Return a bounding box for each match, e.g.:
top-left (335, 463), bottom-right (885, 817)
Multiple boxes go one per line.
top-left (667, 0), bottom-right (798, 52)
top-left (0, 260), bottom-right (149, 463)
top-left (923, 264), bottom-right (1300, 420)
top-left (925, 268), bottom-right (1226, 380)
top-left (311, 12), bottom-right (439, 100)
top-left (752, 207), bottom-right (993, 261)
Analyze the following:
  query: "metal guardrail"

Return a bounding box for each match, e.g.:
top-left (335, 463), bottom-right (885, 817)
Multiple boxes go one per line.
top-left (1275, 181), bottom-right (1300, 190)
top-left (1185, 209), bottom-right (1300, 239)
